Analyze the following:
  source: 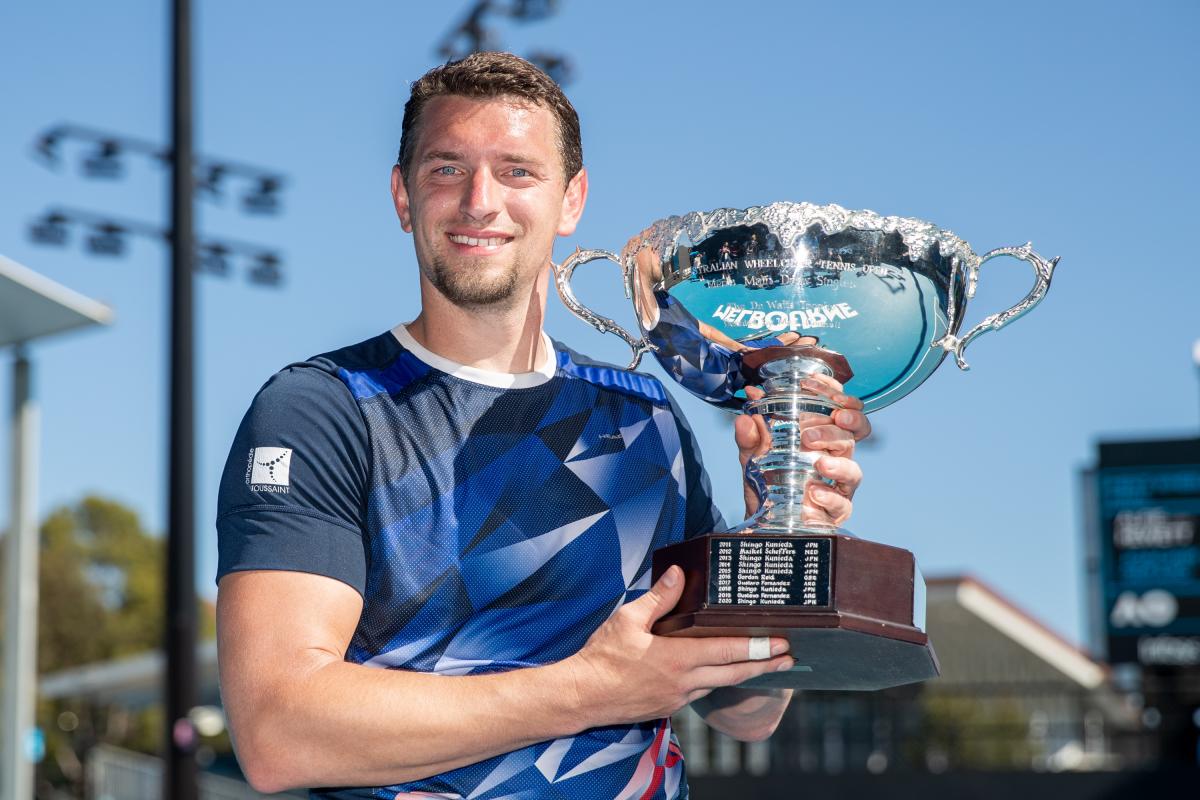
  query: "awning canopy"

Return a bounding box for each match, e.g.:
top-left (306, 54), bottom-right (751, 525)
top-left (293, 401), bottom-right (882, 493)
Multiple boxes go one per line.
top-left (0, 254), bottom-right (113, 347)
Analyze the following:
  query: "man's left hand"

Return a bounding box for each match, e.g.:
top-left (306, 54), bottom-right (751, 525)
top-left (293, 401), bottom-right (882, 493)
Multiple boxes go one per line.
top-left (734, 374), bottom-right (869, 527)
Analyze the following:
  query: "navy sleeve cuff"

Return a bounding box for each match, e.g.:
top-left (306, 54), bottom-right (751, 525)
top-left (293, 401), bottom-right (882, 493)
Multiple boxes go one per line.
top-left (216, 506), bottom-right (367, 597)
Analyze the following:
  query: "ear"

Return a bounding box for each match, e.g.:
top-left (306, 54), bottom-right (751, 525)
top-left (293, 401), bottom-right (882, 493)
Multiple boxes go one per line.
top-left (391, 165), bottom-right (413, 233)
top-left (556, 167), bottom-right (588, 237)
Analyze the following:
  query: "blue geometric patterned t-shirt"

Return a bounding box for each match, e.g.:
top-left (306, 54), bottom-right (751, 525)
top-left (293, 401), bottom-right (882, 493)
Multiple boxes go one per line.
top-left (216, 325), bottom-right (725, 800)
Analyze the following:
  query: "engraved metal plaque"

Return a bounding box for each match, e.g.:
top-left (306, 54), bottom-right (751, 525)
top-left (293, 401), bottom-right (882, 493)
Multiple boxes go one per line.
top-left (708, 536), bottom-right (831, 607)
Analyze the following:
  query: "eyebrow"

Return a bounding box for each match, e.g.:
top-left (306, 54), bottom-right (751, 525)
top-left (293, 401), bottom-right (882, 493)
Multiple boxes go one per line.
top-left (418, 150), bottom-right (547, 167)
top-left (499, 154), bottom-right (545, 166)
top-left (419, 150), bottom-right (464, 164)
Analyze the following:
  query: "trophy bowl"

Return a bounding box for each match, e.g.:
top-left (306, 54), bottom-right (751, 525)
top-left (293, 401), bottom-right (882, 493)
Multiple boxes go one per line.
top-left (554, 202), bottom-right (1058, 690)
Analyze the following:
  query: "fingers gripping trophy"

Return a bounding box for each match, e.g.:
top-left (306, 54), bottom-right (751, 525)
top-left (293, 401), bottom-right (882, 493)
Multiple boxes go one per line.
top-left (554, 202), bottom-right (1059, 691)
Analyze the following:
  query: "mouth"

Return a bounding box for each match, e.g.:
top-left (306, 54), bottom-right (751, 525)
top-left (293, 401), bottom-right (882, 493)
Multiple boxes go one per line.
top-left (447, 232), bottom-right (514, 251)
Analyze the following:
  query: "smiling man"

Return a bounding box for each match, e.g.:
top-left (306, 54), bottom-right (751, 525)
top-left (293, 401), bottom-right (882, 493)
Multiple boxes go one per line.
top-left (215, 53), bottom-right (868, 799)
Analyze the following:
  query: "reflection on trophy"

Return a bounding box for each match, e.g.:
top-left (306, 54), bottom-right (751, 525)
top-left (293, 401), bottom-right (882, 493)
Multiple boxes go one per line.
top-left (554, 202), bottom-right (1059, 690)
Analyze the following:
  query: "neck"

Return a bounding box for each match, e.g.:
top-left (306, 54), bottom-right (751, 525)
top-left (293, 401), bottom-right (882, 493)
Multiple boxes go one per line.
top-left (407, 268), bottom-right (551, 374)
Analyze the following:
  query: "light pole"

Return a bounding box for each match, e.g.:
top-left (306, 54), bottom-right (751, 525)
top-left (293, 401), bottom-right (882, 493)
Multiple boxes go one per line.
top-left (27, 4), bottom-right (286, 794)
top-left (166, 1), bottom-right (198, 797)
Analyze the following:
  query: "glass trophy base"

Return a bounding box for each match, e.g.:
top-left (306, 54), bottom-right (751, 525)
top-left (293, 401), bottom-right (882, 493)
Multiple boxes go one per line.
top-left (650, 532), bottom-right (940, 691)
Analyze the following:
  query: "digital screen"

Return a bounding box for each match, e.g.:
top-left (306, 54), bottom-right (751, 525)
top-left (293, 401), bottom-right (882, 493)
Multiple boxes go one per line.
top-left (1096, 439), bottom-right (1200, 666)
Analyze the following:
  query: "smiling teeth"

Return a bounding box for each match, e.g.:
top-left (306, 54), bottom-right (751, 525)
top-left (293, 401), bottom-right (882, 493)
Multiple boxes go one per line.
top-left (449, 234), bottom-right (509, 247)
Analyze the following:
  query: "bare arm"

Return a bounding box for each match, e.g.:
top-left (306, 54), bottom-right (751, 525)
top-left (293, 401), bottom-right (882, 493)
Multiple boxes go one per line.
top-left (218, 565), bottom-right (793, 793)
top-left (690, 687), bottom-right (795, 741)
top-left (217, 570), bottom-right (587, 791)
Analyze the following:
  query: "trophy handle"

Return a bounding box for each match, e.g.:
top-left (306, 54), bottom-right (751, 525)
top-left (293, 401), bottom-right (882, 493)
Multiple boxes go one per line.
top-left (552, 247), bottom-right (652, 370)
top-left (934, 242), bottom-right (1060, 370)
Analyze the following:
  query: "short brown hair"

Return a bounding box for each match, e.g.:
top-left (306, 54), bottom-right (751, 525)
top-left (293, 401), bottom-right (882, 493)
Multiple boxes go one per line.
top-left (397, 52), bottom-right (583, 183)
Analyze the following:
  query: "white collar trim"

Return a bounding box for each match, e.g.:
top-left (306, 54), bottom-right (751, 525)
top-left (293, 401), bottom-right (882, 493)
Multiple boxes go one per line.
top-left (390, 323), bottom-right (557, 389)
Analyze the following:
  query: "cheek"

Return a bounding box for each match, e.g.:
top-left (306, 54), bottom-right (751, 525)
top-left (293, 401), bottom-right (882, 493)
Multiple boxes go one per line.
top-left (512, 194), bottom-right (563, 236)
top-left (412, 195), bottom-right (454, 235)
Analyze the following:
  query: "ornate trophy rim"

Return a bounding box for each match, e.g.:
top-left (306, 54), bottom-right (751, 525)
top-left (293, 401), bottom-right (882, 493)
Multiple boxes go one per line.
top-left (620, 201), bottom-right (980, 272)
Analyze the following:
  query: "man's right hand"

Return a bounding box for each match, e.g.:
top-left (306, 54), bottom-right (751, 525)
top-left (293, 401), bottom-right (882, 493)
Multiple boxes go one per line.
top-left (219, 565), bottom-right (791, 792)
top-left (564, 565), bottom-right (793, 726)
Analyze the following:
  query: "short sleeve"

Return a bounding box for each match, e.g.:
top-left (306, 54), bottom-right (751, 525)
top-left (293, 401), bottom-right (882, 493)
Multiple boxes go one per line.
top-left (216, 363), bottom-right (370, 595)
top-left (664, 389), bottom-right (727, 539)
top-left (646, 292), bottom-right (744, 410)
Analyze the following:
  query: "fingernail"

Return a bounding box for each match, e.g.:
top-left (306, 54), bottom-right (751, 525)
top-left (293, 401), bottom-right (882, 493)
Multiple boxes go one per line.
top-left (776, 658), bottom-right (795, 672)
top-left (770, 640), bottom-right (789, 656)
top-left (662, 567), bottom-right (679, 588)
top-left (802, 429), bottom-right (823, 444)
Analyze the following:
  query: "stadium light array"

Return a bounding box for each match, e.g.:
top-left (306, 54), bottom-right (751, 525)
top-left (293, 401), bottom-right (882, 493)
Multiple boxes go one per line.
top-left (30, 123), bottom-right (287, 215)
top-left (28, 207), bottom-right (284, 288)
top-left (438, 0), bottom-right (573, 84)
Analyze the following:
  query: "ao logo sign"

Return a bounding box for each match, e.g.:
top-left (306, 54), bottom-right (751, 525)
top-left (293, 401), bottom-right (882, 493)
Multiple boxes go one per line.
top-left (1110, 589), bottom-right (1178, 628)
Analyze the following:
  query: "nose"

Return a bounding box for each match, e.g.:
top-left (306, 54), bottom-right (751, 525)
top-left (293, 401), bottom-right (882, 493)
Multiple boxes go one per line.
top-left (460, 169), bottom-right (501, 222)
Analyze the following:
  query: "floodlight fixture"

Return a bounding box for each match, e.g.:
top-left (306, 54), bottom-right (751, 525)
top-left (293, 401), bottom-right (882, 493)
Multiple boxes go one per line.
top-left (86, 223), bottom-right (127, 256)
top-left (28, 213), bottom-right (70, 246)
top-left (248, 252), bottom-right (282, 286)
top-left (26, 206), bottom-right (286, 288)
top-left (82, 140), bottom-right (125, 179)
top-left (436, 0), bottom-right (570, 84)
top-left (30, 124), bottom-right (289, 213)
top-left (197, 243), bottom-right (230, 276)
top-left (197, 164), bottom-right (226, 198)
top-left (509, 0), bottom-right (557, 22)
top-left (33, 130), bottom-right (63, 165)
top-left (438, 0), bottom-right (509, 60)
top-left (241, 176), bottom-right (281, 215)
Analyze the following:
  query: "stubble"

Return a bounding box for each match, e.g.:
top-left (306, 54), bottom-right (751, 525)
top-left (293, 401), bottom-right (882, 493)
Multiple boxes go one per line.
top-left (423, 253), bottom-right (525, 310)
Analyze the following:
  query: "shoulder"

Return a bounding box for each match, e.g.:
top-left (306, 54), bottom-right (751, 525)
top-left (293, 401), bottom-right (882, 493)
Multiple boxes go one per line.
top-left (232, 330), bottom-right (407, 459)
top-left (552, 339), bottom-right (673, 409)
top-left (253, 330), bottom-right (407, 409)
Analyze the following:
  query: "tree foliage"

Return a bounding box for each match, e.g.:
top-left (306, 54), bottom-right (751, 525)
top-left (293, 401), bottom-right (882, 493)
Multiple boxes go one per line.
top-left (37, 496), bottom-right (170, 672)
top-left (0, 496), bottom-right (216, 795)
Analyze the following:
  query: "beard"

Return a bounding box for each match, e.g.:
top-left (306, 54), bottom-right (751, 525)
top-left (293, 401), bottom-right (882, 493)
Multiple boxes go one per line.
top-left (423, 252), bottom-right (524, 309)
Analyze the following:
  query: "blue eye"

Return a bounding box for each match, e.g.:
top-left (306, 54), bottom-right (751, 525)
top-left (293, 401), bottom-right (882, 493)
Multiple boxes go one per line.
top-left (435, 166), bottom-right (457, 176)
top-left (511, 168), bottom-right (529, 178)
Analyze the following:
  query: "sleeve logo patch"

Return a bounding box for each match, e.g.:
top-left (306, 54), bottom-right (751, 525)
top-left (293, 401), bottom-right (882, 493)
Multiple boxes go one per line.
top-left (247, 447), bottom-right (292, 493)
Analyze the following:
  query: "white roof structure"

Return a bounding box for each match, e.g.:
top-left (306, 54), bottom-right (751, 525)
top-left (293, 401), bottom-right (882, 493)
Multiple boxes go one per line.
top-left (41, 642), bottom-right (220, 707)
top-left (3, 254), bottom-right (113, 800)
top-left (0, 254), bottom-right (113, 347)
top-left (927, 575), bottom-right (1108, 689)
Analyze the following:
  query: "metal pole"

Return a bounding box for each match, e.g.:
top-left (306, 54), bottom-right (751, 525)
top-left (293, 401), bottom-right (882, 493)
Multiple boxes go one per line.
top-left (1193, 339), bottom-right (1200, 429)
top-left (2, 349), bottom-right (40, 800)
top-left (165, 0), bottom-right (198, 796)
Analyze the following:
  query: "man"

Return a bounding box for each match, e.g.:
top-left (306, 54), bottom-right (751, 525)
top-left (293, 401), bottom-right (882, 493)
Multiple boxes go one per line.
top-left (746, 233), bottom-right (760, 258)
top-left (216, 52), bottom-right (868, 799)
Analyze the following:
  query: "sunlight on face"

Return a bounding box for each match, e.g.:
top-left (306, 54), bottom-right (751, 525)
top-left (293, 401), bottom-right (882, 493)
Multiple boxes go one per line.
top-left (395, 96), bottom-right (582, 310)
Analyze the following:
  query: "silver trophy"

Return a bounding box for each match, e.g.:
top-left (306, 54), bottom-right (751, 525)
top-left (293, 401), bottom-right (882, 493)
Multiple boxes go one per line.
top-left (554, 202), bottom-right (1058, 690)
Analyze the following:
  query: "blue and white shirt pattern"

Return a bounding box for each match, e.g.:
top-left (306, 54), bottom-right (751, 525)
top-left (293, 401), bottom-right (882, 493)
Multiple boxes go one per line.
top-left (217, 325), bottom-right (724, 799)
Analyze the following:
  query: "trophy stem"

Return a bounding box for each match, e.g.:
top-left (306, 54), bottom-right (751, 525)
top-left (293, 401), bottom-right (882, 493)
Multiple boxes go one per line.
top-left (742, 355), bottom-right (843, 534)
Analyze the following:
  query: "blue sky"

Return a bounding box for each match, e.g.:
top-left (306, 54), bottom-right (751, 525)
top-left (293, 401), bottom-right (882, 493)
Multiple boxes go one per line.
top-left (2, 0), bottom-right (1198, 650)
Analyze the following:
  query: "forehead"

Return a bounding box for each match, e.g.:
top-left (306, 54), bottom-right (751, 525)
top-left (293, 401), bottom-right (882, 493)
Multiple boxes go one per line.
top-left (414, 95), bottom-right (559, 160)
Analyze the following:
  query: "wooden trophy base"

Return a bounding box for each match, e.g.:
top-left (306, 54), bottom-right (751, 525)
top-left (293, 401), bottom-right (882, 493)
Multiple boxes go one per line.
top-left (651, 533), bottom-right (940, 691)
